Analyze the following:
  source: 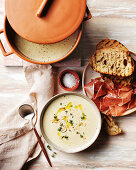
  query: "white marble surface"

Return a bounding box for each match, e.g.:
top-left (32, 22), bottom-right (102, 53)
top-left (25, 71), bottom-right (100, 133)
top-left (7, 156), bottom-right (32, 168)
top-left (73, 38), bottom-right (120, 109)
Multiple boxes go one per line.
top-left (1, 0), bottom-right (136, 169)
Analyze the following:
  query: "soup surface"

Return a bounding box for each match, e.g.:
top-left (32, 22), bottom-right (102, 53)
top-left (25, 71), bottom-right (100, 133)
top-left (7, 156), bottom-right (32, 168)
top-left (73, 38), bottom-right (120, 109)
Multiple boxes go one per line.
top-left (43, 94), bottom-right (100, 150)
top-left (14, 30), bottom-right (79, 62)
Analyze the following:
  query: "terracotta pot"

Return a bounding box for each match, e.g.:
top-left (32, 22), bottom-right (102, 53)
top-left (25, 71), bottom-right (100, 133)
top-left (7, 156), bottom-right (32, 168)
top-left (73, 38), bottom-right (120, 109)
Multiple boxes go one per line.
top-left (0, 7), bottom-right (91, 64)
top-left (0, 17), bottom-right (82, 64)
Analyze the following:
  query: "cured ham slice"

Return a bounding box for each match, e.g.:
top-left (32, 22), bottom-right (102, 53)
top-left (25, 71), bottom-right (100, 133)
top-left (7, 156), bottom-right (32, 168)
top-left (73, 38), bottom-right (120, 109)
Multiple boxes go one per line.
top-left (92, 98), bottom-right (100, 110)
top-left (84, 81), bottom-right (94, 98)
top-left (102, 93), bottom-right (122, 107)
top-left (104, 79), bottom-right (114, 91)
top-left (128, 95), bottom-right (136, 109)
top-left (85, 77), bottom-right (136, 116)
top-left (94, 84), bottom-right (107, 99)
top-left (118, 89), bottom-right (133, 106)
top-left (84, 78), bottom-right (106, 99)
top-left (108, 104), bottom-right (128, 116)
top-left (117, 86), bottom-right (131, 92)
top-left (116, 85), bottom-right (132, 95)
top-left (100, 99), bottom-right (109, 112)
top-left (94, 79), bottom-right (103, 92)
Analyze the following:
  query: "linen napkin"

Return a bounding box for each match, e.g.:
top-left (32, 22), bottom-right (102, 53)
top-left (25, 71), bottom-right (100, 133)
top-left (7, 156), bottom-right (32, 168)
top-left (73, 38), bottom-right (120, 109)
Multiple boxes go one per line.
top-left (0, 64), bottom-right (54, 170)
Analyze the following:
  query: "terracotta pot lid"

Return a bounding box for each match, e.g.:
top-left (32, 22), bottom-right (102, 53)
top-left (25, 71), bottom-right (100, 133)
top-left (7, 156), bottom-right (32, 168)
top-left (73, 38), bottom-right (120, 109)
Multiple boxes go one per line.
top-left (5, 0), bottom-right (86, 44)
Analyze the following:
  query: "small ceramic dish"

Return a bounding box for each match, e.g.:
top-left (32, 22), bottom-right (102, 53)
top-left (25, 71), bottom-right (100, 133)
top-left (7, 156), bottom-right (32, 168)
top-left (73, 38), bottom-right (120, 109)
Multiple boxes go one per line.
top-left (40, 93), bottom-right (102, 153)
top-left (59, 70), bottom-right (80, 91)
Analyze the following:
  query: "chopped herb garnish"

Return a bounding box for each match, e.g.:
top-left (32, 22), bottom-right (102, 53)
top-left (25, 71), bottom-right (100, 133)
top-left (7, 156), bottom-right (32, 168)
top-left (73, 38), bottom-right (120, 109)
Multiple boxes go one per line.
top-left (54, 115), bottom-right (57, 119)
top-left (81, 116), bottom-right (86, 120)
top-left (58, 127), bottom-right (62, 131)
top-left (47, 145), bottom-right (52, 151)
top-left (69, 120), bottom-right (74, 126)
top-left (60, 123), bottom-right (63, 127)
top-left (60, 103), bottom-right (62, 105)
top-left (83, 132), bottom-right (85, 135)
top-left (76, 131), bottom-right (80, 134)
top-left (81, 113), bottom-right (87, 120)
top-left (70, 113), bottom-right (72, 116)
top-left (54, 152), bottom-right (56, 155)
top-left (53, 115), bottom-right (59, 122)
top-left (80, 135), bottom-right (83, 138)
top-left (51, 154), bottom-right (55, 158)
top-left (65, 110), bottom-right (68, 114)
top-left (61, 135), bottom-right (69, 140)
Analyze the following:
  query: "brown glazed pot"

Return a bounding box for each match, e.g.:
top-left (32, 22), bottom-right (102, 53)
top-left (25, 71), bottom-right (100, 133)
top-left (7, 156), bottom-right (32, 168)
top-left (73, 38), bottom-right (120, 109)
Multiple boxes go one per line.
top-left (0, 7), bottom-right (91, 64)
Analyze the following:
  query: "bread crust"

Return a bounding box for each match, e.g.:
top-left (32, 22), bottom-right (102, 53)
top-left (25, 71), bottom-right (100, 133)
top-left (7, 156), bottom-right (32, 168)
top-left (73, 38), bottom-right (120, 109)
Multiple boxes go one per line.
top-left (96, 39), bottom-right (128, 52)
top-left (101, 74), bottom-right (134, 86)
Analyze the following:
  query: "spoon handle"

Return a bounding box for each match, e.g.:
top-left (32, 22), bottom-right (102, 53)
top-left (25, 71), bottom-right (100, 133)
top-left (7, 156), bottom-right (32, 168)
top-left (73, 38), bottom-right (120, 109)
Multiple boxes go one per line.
top-left (33, 128), bottom-right (52, 167)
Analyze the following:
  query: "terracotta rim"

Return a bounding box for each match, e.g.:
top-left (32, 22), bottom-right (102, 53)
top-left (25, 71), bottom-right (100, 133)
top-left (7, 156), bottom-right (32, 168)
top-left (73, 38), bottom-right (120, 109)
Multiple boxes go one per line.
top-left (4, 17), bottom-right (82, 65)
top-left (59, 70), bottom-right (80, 91)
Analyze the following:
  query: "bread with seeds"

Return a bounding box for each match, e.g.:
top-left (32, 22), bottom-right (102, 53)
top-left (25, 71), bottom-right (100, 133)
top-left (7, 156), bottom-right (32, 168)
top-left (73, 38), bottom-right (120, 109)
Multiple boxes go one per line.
top-left (96, 39), bottom-right (128, 52)
top-left (90, 47), bottom-right (134, 77)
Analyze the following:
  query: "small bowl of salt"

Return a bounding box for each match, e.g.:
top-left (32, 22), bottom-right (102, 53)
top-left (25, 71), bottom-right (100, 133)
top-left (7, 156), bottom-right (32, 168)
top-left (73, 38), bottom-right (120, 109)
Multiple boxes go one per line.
top-left (59, 70), bottom-right (80, 91)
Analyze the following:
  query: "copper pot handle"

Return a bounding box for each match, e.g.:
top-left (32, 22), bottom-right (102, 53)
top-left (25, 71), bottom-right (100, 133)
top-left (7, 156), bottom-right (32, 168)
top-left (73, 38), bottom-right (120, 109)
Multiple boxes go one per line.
top-left (36, 0), bottom-right (48, 17)
top-left (0, 29), bottom-right (13, 56)
top-left (83, 5), bottom-right (92, 21)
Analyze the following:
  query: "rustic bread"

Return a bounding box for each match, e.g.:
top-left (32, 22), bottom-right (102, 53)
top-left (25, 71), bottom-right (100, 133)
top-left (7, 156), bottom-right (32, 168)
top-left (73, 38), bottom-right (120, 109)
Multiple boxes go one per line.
top-left (101, 73), bottom-right (134, 86)
top-left (96, 39), bottom-right (128, 52)
top-left (90, 47), bottom-right (134, 77)
top-left (103, 115), bottom-right (122, 136)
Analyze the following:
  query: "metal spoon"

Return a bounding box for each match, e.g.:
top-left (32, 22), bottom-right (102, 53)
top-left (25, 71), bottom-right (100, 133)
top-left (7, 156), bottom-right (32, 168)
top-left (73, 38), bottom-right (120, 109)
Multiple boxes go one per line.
top-left (19, 104), bottom-right (52, 167)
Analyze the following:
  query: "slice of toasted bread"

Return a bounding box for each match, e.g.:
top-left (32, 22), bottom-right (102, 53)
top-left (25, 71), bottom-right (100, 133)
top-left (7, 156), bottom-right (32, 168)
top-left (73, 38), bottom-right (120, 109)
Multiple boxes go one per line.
top-left (101, 73), bottom-right (134, 86)
top-left (96, 39), bottom-right (128, 52)
top-left (90, 47), bottom-right (134, 77)
top-left (103, 115), bottom-right (122, 136)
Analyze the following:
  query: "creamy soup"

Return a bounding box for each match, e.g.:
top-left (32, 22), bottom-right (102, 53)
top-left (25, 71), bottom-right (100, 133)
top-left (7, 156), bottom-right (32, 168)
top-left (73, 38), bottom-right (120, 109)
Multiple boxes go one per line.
top-left (14, 30), bottom-right (79, 62)
top-left (43, 94), bottom-right (100, 150)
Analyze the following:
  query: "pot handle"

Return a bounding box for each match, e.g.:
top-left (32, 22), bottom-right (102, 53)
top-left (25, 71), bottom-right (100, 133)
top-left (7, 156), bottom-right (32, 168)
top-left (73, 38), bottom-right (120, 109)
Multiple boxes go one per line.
top-left (83, 5), bottom-right (92, 21)
top-left (0, 29), bottom-right (13, 56)
top-left (36, 0), bottom-right (48, 17)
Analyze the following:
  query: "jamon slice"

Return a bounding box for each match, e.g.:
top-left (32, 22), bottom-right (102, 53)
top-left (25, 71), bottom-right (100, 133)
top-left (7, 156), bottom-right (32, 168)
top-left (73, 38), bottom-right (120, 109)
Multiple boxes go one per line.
top-left (85, 77), bottom-right (135, 116)
top-left (116, 85), bottom-right (132, 95)
top-left (94, 84), bottom-right (107, 99)
top-left (100, 99), bottom-right (109, 112)
top-left (104, 79), bottom-right (114, 91)
top-left (128, 96), bottom-right (136, 109)
top-left (102, 93), bottom-right (122, 107)
top-left (92, 98), bottom-right (100, 110)
top-left (84, 78), bottom-right (107, 99)
top-left (108, 104), bottom-right (128, 116)
top-left (84, 81), bottom-right (94, 98)
top-left (118, 90), bottom-right (133, 106)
